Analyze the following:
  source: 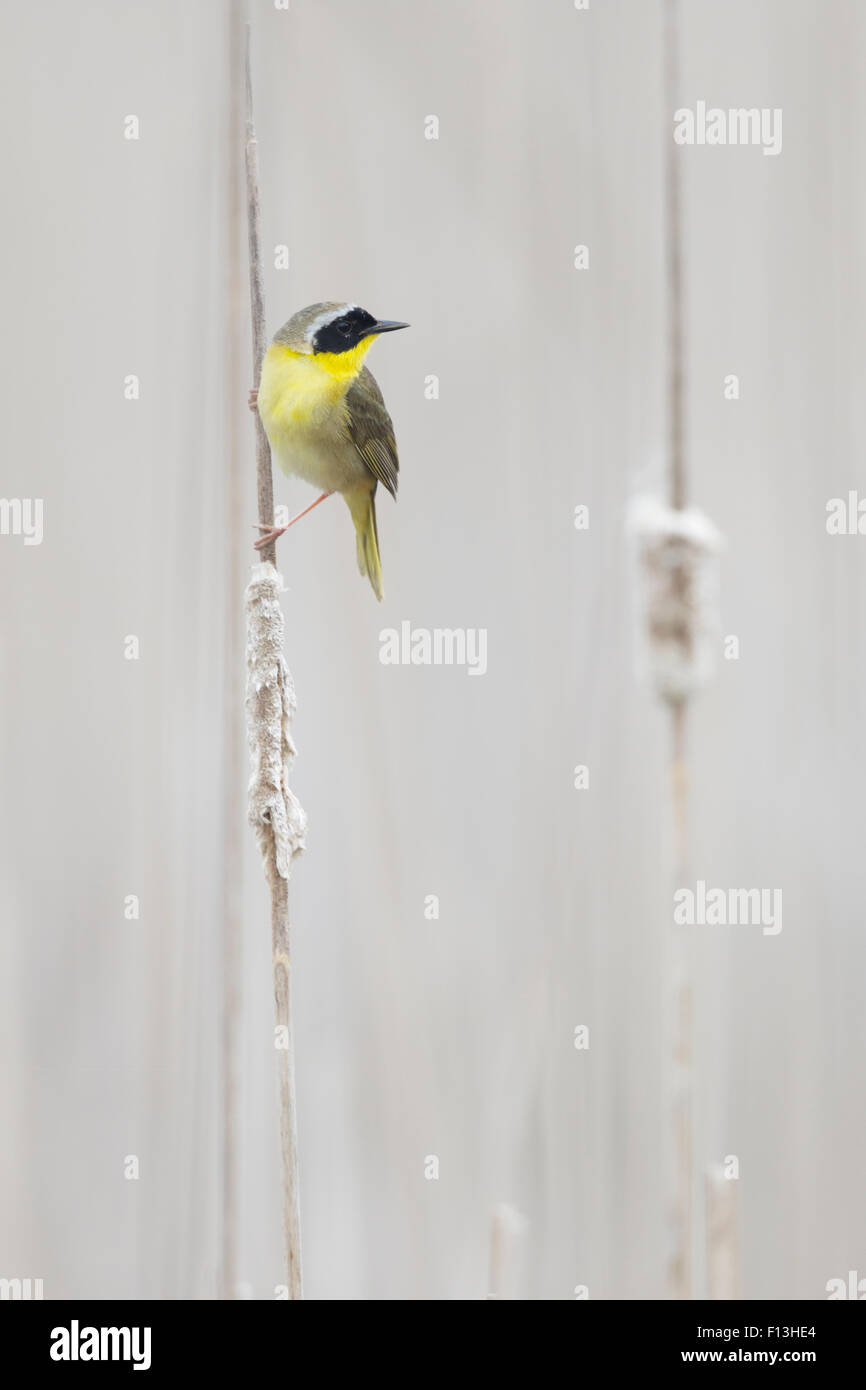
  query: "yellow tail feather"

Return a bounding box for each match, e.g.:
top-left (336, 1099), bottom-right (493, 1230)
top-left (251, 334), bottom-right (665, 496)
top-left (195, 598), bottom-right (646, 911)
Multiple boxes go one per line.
top-left (346, 487), bottom-right (384, 601)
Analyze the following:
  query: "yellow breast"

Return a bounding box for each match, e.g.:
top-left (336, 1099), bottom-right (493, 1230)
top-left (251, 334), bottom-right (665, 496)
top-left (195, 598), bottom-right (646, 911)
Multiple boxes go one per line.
top-left (257, 340), bottom-right (379, 491)
top-left (258, 341), bottom-right (373, 439)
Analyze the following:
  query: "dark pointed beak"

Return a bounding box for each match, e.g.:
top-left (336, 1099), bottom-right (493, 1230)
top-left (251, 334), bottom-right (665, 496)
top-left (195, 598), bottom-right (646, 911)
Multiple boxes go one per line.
top-left (367, 319), bottom-right (410, 336)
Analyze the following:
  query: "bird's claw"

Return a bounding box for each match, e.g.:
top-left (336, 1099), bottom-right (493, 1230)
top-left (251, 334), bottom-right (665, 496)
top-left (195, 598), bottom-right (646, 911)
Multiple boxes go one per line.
top-left (253, 524), bottom-right (288, 551)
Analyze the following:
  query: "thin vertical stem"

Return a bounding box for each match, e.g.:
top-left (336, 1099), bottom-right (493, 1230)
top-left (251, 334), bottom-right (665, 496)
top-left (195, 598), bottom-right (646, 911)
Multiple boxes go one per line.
top-left (271, 875), bottom-right (302, 1297)
top-left (244, 20), bottom-right (303, 1298)
top-left (245, 24), bottom-right (276, 567)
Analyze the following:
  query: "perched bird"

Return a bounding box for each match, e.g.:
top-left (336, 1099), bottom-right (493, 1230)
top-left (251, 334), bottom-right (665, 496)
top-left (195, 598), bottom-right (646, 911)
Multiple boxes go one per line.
top-left (251, 301), bottom-right (408, 600)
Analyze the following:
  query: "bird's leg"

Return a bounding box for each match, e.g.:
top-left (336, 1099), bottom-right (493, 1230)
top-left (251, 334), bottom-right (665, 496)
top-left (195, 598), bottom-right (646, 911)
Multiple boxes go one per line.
top-left (248, 388), bottom-right (258, 412)
top-left (253, 491), bottom-right (334, 550)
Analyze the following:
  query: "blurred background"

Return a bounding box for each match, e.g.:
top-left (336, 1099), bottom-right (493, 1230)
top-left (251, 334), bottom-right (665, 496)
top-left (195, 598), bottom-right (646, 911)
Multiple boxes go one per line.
top-left (1, 0), bottom-right (864, 1300)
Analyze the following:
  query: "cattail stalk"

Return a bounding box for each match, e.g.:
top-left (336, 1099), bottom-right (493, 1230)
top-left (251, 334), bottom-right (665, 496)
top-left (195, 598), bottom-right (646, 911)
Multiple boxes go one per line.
top-left (245, 30), bottom-right (276, 567)
top-left (244, 21), bottom-right (306, 1299)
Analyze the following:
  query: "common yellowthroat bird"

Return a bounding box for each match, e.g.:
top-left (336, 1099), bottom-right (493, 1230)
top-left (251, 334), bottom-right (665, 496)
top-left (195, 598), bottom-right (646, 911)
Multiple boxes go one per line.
top-left (250, 302), bottom-right (408, 600)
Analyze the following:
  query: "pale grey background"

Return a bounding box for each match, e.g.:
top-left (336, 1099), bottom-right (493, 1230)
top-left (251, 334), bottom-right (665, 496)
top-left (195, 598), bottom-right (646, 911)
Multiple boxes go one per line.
top-left (0, 0), bottom-right (863, 1299)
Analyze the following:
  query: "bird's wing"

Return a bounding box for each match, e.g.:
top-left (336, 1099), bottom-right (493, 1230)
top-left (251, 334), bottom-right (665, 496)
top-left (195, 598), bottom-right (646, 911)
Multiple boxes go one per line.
top-left (345, 366), bottom-right (399, 498)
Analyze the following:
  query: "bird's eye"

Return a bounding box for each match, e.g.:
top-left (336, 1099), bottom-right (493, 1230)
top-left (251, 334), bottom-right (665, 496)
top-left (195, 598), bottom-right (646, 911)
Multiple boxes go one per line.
top-left (338, 320), bottom-right (353, 337)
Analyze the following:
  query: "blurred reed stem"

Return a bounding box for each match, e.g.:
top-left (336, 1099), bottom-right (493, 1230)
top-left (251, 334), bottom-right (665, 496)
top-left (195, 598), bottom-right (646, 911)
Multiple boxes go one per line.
top-left (218, 0), bottom-right (246, 1300)
top-left (664, 0), bottom-right (693, 1300)
top-left (705, 1165), bottom-right (742, 1299)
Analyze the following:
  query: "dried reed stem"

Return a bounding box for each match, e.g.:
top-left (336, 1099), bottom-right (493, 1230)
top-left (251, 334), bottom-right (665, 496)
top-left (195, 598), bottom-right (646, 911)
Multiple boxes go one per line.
top-left (244, 22), bottom-right (305, 1298)
top-left (245, 28), bottom-right (276, 561)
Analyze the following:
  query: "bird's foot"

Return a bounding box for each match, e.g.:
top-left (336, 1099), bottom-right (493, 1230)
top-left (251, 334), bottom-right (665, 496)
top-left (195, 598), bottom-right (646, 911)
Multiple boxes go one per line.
top-left (251, 492), bottom-right (334, 551)
top-left (248, 388), bottom-right (259, 412)
top-left (253, 523), bottom-right (288, 551)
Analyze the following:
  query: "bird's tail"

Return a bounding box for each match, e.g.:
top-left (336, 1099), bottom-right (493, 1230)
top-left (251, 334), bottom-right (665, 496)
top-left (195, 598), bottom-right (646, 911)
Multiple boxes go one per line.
top-left (346, 486), bottom-right (384, 601)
